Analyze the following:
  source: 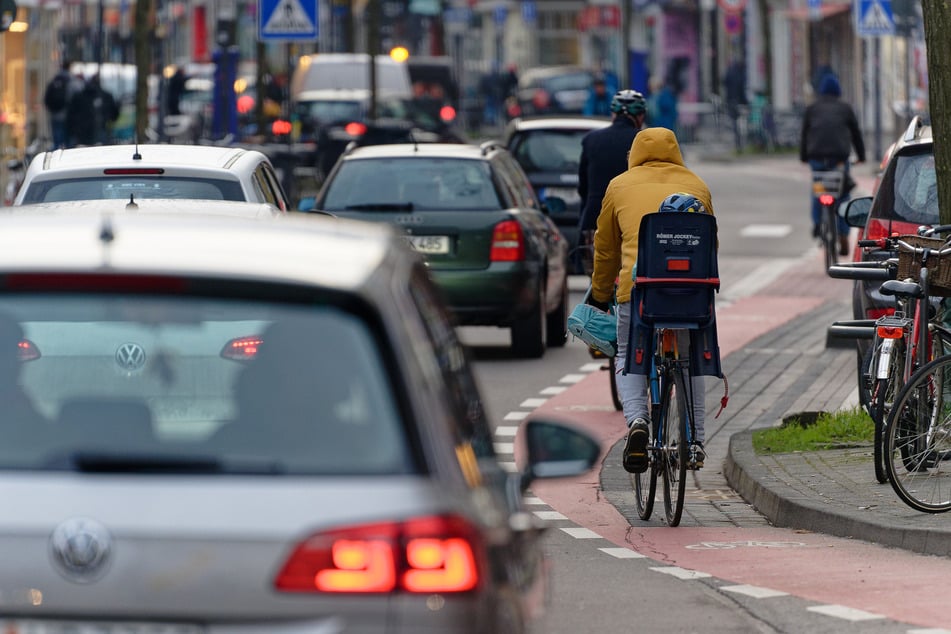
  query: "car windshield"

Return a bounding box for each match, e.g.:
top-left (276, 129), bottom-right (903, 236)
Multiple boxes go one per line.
top-left (321, 157), bottom-right (502, 211)
top-left (297, 98), bottom-right (409, 125)
top-left (0, 294), bottom-right (414, 475)
top-left (891, 150), bottom-right (938, 225)
top-left (512, 129), bottom-right (590, 172)
top-left (543, 72), bottom-right (592, 92)
top-left (20, 177), bottom-right (246, 204)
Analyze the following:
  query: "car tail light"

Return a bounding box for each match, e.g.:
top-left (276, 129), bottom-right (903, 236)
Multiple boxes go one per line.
top-left (818, 193), bottom-right (836, 206)
top-left (532, 89), bottom-right (550, 110)
top-left (274, 516), bottom-right (481, 594)
top-left (490, 220), bottom-right (525, 262)
top-left (4, 273), bottom-right (186, 292)
top-left (344, 122), bottom-right (368, 136)
top-left (221, 336), bottom-right (263, 361)
top-left (867, 307), bottom-right (895, 320)
top-left (439, 105), bottom-right (457, 122)
top-left (18, 339), bottom-right (40, 362)
top-left (877, 325), bottom-right (904, 339)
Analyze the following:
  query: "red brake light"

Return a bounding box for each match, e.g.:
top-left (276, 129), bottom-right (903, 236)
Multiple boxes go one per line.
top-left (272, 119), bottom-right (293, 135)
top-left (439, 105), bottom-right (457, 122)
top-left (18, 339), bottom-right (40, 362)
top-left (532, 89), bottom-right (550, 110)
top-left (818, 194), bottom-right (836, 206)
top-left (221, 336), bottom-right (263, 361)
top-left (867, 307), bottom-right (896, 320)
top-left (344, 122), bottom-right (368, 136)
top-left (490, 220), bottom-right (525, 262)
top-left (4, 273), bottom-right (186, 292)
top-left (274, 516), bottom-right (480, 594)
top-left (103, 168), bottom-right (164, 175)
top-left (667, 258), bottom-right (690, 272)
top-left (877, 325), bottom-right (904, 339)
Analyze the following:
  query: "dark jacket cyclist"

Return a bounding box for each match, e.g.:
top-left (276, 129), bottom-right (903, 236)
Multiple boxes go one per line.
top-left (576, 90), bottom-right (647, 272)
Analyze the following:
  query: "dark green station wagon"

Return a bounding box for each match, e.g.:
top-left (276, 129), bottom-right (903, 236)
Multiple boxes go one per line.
top-left (313, 141), bottom-right (570, 358)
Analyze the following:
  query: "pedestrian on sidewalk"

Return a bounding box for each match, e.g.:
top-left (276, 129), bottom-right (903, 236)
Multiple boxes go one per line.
top-left (66, 74), bottom-right (120, 147)
top-left (576, 89), bottom-right (647, 274)
top-left (799, 72), bottom-right (865, 255)
top-left (586, 127), bottom-right (715, 472)
top-left (43, 60), bottom-right (83, 150)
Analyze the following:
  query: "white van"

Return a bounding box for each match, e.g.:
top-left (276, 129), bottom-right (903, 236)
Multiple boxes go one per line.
top-left (290, 53), bottom-right (412, 101)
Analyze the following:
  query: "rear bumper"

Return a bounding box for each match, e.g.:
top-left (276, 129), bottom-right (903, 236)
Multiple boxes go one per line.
top-left (431, 263), bottom-right (542, 326)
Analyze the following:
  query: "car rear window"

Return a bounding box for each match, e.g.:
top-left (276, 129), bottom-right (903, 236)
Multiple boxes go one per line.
top-left (20, 177), bottom-right (246, 204)
top-left (511, 129), bottom-right (590, 172)
top-left (0, 295), bottom-right (415, 475)
top-left (321, 158), bottom-right (502, 211)
top-left (890, 149), bottom-right (938, 225)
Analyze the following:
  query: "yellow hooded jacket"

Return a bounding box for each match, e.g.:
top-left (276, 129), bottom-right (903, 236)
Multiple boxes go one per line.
top-left (591, 127), bottom-right (714, 305)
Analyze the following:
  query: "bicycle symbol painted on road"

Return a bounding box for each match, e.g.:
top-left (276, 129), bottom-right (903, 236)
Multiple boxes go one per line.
top-left (685, 540), bottom-right (807, 550)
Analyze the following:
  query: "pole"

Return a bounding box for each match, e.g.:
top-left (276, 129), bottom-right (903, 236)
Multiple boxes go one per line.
top-left (368, 0), bottom-right (378, 120)
top-left (97, 0), bottom-right (105, 68)
top-left (904, 34), bottom-right (911, 122)
top-left (621, 0), bottom-right (631, 88)
top-left (873, 36), bottom-right (882, 162)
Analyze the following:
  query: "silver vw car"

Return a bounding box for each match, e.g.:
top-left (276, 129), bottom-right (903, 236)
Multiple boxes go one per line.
top-left (0, 208), bottom-right (597, 633)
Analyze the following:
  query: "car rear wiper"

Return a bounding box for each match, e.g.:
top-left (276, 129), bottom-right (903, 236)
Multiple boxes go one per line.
top-left (48, 451), bottom-right (286, 475)
top-left (344, 203), bottom-right (414, 211)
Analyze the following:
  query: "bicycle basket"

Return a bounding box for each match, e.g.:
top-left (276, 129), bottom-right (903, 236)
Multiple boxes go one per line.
top-left (895, 234), bottom-right (951, 297)
top-left (811, 169), bottom-right (846, 198)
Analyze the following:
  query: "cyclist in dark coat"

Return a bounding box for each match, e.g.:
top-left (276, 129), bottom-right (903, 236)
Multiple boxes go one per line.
top-left (800, 73), bottom-right (865, 254)
top-left (576, 90), bottom-right (647, 273)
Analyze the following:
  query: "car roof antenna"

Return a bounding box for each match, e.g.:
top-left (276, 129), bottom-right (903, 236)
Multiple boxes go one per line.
top-left (126, 193), bottom-right (138, 211)
top-left (410, 130), bottom-right (418, 153)
top-left (99, 214), bottom-right (115, 245)
top-left (132, 137), bottom-right (142, 161)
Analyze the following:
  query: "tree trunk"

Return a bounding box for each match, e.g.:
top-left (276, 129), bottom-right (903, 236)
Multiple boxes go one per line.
top-left (921, 2), bottom-right (951, 224)
top-left (134, 0), bottom-right (152, 143)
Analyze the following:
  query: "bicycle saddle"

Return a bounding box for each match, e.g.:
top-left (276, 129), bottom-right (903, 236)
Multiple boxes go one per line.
top-left (880, 279), bottom-right (924, 299)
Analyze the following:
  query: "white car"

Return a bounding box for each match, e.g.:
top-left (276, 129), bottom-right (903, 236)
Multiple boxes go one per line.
top-left (0, 207), bottom-right (597, 632)
top-left (13, 144), bottom-right (291, 212)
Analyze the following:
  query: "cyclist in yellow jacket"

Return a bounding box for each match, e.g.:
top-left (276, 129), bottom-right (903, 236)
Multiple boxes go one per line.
top-left (588, 127), bottom-right (714, 473)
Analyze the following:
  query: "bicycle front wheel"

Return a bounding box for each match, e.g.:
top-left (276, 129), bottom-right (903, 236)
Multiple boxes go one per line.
top-left (884, 354), bottom-right (951, 512)
top-left (633, 413), bottom-right (659, 521)
top-left (661, 369), bottom-right (689, 526)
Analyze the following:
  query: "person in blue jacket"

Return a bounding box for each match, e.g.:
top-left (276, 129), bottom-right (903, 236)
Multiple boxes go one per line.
top-left (583, 76), bottom-right (613, 117)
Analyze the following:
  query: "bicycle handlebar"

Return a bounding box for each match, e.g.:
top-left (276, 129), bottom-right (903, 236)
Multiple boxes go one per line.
top-left (828, 263), bottom-right (894, 281)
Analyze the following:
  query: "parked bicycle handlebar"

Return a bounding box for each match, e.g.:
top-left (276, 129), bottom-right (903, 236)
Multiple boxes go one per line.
top-left (828, 263), bottom-right (895, 281)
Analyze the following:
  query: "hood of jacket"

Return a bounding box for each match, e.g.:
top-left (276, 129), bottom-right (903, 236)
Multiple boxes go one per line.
top-left (627, 127), bottom-right (685, 170)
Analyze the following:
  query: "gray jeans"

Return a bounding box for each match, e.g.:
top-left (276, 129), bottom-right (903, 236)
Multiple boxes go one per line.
top-left (615, 301), bottom-right (706, 443)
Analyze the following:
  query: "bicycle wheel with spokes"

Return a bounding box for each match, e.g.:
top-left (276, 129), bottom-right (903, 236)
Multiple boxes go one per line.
top-left (661, 369), bottom-right (689, 526)
top-left (633, 411), bottom-right (659, 521)
top-left (869, 337), bottom-right (906, 484)
top-left (884, 354), bottom-right (951, 513)
top-left (821, 204), bottom-right (838, 271)
top-left (608, 356), bottom-right (622, 411)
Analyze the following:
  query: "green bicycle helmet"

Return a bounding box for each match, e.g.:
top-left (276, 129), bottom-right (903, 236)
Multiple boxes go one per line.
top-left (610, 89), bottom-right (647, 116)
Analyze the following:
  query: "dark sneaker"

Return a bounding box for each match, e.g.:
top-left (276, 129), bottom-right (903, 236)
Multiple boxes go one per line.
top-left (689, 443), bottom-right (705, 470)
top-left (812, 224), bottom-right (820, 238)
top-left (623, 419), bottom-right (650, 474)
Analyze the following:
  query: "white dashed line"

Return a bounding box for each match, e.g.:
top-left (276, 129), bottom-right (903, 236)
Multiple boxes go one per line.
top-left (649, 567), bottom-right (712, 580)
top-left (580, 362), bottom-right (604, 372)
top-left (503, 411), bottom-right (530, 421)
top-left (494, 425), bottom-right (518, 437)
top-left (499, 461), bottom-right (517, 472)
top-left (908, 629), bottom-right (951, 634)
top-left (806, 605), bottom-right (883, 621)
top-left (560, 527), bottom-right (601, 539)
top-left (534, 511), bottom-right (568, 521)
top-left (720, 584), bottom-right (788, 599)
top-left (520, 398), bottom-right (547, 408)
top-left (522, 496), bottom-right (545, 505)
top-left (540, 386), bottom-right (567, 395)
top-left (560, 374), bottom-right (587, 384)
top-left (739, 223), bottom-right (793, 238)
top-left (493, 442), bottom-right (514, 454)
top-left (599, 547), bottom-right (646, 559)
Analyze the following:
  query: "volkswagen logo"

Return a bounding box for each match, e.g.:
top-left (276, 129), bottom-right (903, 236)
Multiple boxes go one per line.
top-left (49, 518), bottom-right (113, 583)
top-left (115, 342), bottom-right (146, 372)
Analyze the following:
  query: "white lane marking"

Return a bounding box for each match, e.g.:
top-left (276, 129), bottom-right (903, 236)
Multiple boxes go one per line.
top-left (739, 223), bottom-right (793, 238)
top-left (649, 567), bottom-right (712, 580)
top-left (541, 386), bottom-right (567, 395)
top-left (720, 584), bottom-right (788, 599)
top-left (600, 547), bottom-right (646, 559)
top-left (560, 374), bottom-right (587, 383)
top-left (580, 362), bottom-right (604, 372)
top-left (495, 425), bottom-right (518, 437)
top-left (499, 461), bottom-right (517, 472)
top-left (504, 411), bottom-right (530, 421)
top-left (494, 442), bottom-right (514, 454)
top-left (522, 496), bottom-right (545, 505)
top-left (908, 629), bottom-right (951, 634)
top-left (520, 398), bottom-right (547, 408)
top-left (560, 527), bottom-right (601, 539)
top-left (720, 256), bottom-right (800, 304)
top-left (534, 511), bottom-right (568, 521)
top-left (806, 605), bottom-right (883, 621)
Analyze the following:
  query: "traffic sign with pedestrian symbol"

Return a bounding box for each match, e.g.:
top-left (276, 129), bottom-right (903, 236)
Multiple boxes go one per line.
top-left (258, 0), bottom-right (318, 41)
top-left (854, 0), bottom-right (895, 36)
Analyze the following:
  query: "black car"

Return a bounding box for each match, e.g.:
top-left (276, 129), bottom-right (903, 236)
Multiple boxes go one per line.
top-left (515, 66), bottom-right (596, 117)
top-left (502, 116), bottom-right (610, 271)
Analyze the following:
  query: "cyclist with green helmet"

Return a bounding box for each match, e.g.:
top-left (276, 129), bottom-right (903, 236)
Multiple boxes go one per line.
top-left (577, 89), bottom-right (647, 273)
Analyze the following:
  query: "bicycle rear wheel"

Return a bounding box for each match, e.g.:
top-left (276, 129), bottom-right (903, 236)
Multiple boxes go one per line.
top-left (884, 355), bottom-right (951, 513)
top-left (869, 337), bottom-right (906, 484)
top-left (633, 413), bottom-right (659, 520)
top-left (820, 203), bottom-right (838, 271)
top-left (661, 368), bottom-right (689, 526)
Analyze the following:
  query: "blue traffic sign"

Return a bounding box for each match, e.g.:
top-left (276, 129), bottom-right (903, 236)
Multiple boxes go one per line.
top-left (854, 0), bottom-right (895, 36)
top-left (494, 5), bottom-right (508, 25)
top-left (522, 1), bottom-right (537, 23)
top-left (259, 0), bottom-right (318, 41)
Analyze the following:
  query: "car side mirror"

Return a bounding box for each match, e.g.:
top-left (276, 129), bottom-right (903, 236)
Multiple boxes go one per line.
top-left (842, 196), bottom-right (873, 228)
top-left (543, 195), bottom-right (566, 215)
top-left (518, 418), bottom-right (600, 493)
